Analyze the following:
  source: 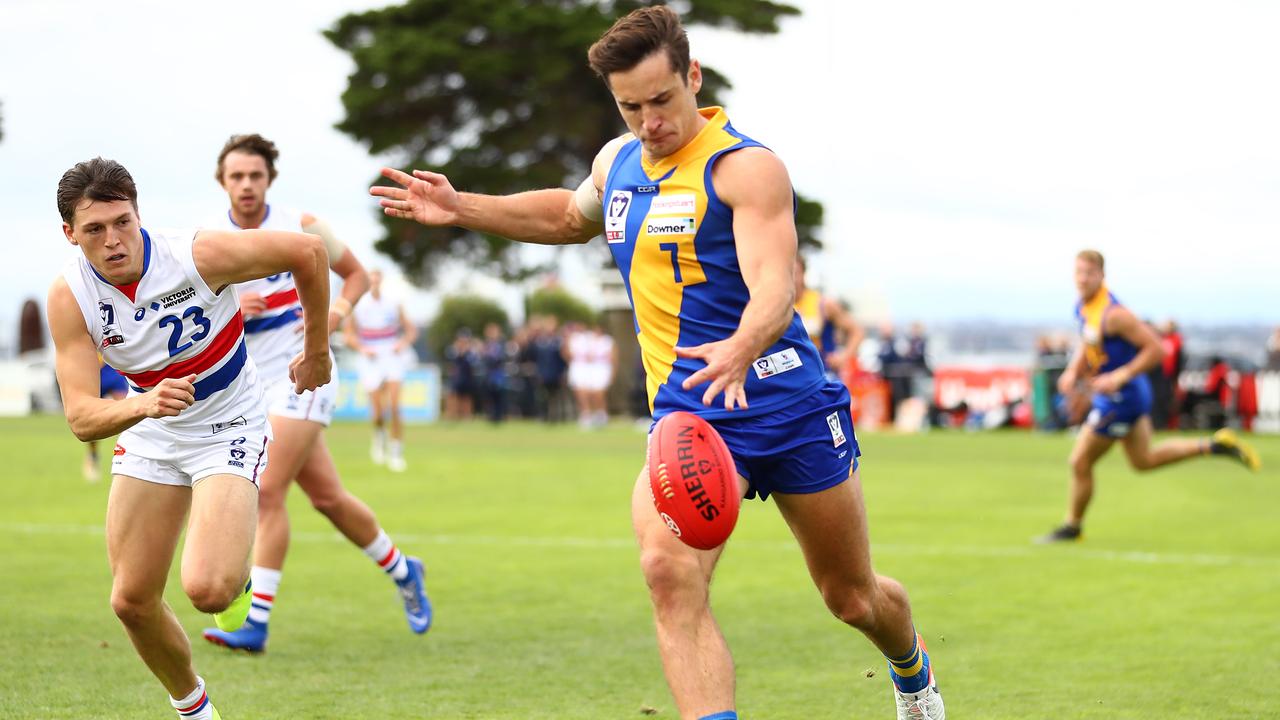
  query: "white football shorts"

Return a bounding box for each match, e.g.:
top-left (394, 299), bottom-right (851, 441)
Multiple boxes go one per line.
top-left (261, 370), bottom-right (338, 427)
top-left (111, 412), bottom-right (271, 488)
top-left (357, 344), bottom-right (414, 391)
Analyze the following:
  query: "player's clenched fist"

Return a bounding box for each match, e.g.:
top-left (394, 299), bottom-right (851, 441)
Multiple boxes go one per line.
top-left (237, 290), bottom-right (268, 317)
top-left (137, 374), bottom-right (197, 418)
top-left (289, 352), bottom-right (332, 393)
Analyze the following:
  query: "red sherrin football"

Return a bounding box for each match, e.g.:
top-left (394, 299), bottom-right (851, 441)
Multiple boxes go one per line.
top-left (647, 411), bottom-right (741, 550)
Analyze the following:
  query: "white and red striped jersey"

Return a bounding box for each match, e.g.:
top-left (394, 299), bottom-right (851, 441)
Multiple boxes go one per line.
top-left (61, 228), bottom-right (262, 435)
top-left (209, 205), bottom-right (307, 380)
top-left (352, 292), bottom-right (403, 346)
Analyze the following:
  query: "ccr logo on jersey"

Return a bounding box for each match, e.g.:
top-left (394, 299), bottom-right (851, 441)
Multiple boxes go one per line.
top-left (605, 189), bottom-right (632, 243)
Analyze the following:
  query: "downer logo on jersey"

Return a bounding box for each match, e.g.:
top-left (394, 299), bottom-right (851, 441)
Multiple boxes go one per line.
top-left (646, 217), bottom-right (696, 236)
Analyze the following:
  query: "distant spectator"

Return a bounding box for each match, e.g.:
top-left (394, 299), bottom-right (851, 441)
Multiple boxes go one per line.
top-left (444, 329), bottom-right (478, 421)
top-left (877, 323), bottom-right (913, 422)
top-left (905, 322), bottom-right (931, 378)
top-left (1183, 355), bottom-right (1231, 430)
top-left (1152, 319), bottom-right (1184, 429)
top-left (480, 322), bottom-right (511, 423)
top-left (1267, 327), bottom-right (1280, 371)
top-left (529, 316), bottom-right (571, 422)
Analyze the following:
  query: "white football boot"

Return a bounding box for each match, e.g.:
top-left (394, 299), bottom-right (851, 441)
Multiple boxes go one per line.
top-left (893, 666), bottom-right (945, 719)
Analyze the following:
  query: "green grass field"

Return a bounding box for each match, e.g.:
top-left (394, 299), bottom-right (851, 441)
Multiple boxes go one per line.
top-left (0, 414), bottom-right (1276, 719)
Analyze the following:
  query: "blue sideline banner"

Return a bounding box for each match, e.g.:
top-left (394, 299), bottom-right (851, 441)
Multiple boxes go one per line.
top-left (332, 364), bottom-right (441, 423)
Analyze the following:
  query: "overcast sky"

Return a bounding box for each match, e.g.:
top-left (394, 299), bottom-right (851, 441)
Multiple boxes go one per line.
top-left (1, 0), bottom-right (1276, 346)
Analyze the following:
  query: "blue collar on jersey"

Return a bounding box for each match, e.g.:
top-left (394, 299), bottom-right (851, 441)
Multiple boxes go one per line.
top-left (227, 204), bottom-right (270, 229)
top-left (90, 227), bottom-right (152, 286)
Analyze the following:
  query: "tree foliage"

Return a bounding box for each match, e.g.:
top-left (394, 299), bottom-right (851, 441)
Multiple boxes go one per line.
top-left (425, 294), bottom-right (510, 359)
top-left (525, 286), bottom-right (597, 326)
top-left (326, 0), bottom-right (820, 286)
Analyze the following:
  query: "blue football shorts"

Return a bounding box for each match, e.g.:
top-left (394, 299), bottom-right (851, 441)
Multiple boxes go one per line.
top-left (709, 381), bottom-right (860, 501)
top-left (1087, 374), bottom-right (1153, 438)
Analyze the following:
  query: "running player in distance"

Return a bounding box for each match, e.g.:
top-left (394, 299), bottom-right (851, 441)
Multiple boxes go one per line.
top-left (343, 268), bottom-right (418, 471)
top-left (47, 157), bottom-right (331, 719)
top-left (1039, 250), bottom-right (1261, 543)
top-left (201, 135), bottom-right (431, 655)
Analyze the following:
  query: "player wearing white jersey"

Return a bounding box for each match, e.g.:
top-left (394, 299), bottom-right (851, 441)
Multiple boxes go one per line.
top-left (47, 157), bottom-right (331, 720)
top-left (566, 322), bottom-right (616, 429)
top-left (201, 135), bottom-right (431, 656)
top-left (343, 268), bottom-right (417, 471)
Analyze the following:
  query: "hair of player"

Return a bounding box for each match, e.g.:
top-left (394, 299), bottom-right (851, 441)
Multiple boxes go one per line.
top-left (56, 157), bottom-right (138, 226)
top-left (216, 133), bottom-right (279, 183)
top-left (587, 5), bottom-right (690, 84)
top-left (1077, 249), bottom-right (1105, 270)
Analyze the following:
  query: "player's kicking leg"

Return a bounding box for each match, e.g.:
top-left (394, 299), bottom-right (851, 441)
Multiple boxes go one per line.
top-left (631, 468), bottom-right (736, 720)
top-left (774, 470), bottom-right (945, 719)
top-left (1038, 425), bottom-right (1115, 543)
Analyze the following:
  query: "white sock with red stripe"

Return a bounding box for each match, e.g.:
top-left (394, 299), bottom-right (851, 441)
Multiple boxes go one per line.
top-left (170, 676), bottom-right (215, 719)
top-left (362, 529), bottom-right (409, 582)
top-left (247, 566), bottom-right (281, 627)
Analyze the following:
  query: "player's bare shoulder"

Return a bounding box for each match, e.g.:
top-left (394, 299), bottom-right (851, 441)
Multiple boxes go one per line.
top-left (45, 276), bottom-right (87, 338)
top-left (591, 133), bottom-right (637, 191)
top-left (711, 146), bottom-right (792, 209)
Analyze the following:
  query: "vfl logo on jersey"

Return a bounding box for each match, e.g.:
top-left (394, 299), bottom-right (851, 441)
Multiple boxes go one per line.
top-left (826, 411), bottom-right (848, 448)
top-left (227, 436), bottom-right (248, 468)
top-left (751, 347), bottom-right (803, 380)
top-left (649, 194), bottom-right (696, 215)
top-left (646, 217), bottom-right (695, 236)
top-left (605, 189), bottom-right (633, 243)
top-left (97, 299), bottom-right (125, 347)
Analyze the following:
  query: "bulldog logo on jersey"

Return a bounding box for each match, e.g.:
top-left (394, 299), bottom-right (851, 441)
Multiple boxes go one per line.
top-left (605, 189), bottom-right (633, 243)
top-left (98, 299), bottom-right (124, 347)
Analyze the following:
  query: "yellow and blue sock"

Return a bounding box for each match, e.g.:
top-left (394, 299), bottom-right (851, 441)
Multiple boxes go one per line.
top-left (698, 713), bottom-right (737, 720)
top-left (885, 632), bottom-right (931, 694)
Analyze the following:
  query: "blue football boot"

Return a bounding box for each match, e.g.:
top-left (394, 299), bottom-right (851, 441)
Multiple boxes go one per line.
top-left (202, 619), bottom-right (268, 653)
top-left (396, 556), bottom-right (433, 634)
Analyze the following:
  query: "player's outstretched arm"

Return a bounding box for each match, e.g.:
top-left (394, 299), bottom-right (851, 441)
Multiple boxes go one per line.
top-left (47, 279), bottom-right (196, 440)
top-left (371, 168), bottom-right (604, 247)
top-left (1092, 307), bottom-right (1165, 395)
top-left (676, 148), bottom-right (798, 410)
top-left (302, 213), bottom-right (369, 334)
top-left (192, 229), bottom-right (332, 392)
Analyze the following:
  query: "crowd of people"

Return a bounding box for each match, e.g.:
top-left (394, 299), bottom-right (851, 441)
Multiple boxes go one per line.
top-left (442, 316), bottom-right (615, 428)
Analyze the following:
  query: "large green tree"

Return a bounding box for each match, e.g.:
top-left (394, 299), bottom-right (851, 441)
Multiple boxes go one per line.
top-left (326, 0), bottom-right (821, 285)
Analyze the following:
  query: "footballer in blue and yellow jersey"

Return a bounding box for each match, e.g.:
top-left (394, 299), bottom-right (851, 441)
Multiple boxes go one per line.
top-left (602, 107), bottom-right (828, 421)
top-left (1073, 283), bottom-right (1153, 438)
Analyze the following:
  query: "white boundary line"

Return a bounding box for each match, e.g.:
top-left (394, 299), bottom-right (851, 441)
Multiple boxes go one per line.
top-left (2, 521), bottom-right (1276, 568)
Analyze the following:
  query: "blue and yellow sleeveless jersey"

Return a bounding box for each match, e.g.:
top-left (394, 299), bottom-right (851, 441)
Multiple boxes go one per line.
top-left (603, 107), bottom-right (826, 420)
top-left (1074, 287), bottom-right (1139, 376)
top-left (1075, 287), bottom-right (1152, 436)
